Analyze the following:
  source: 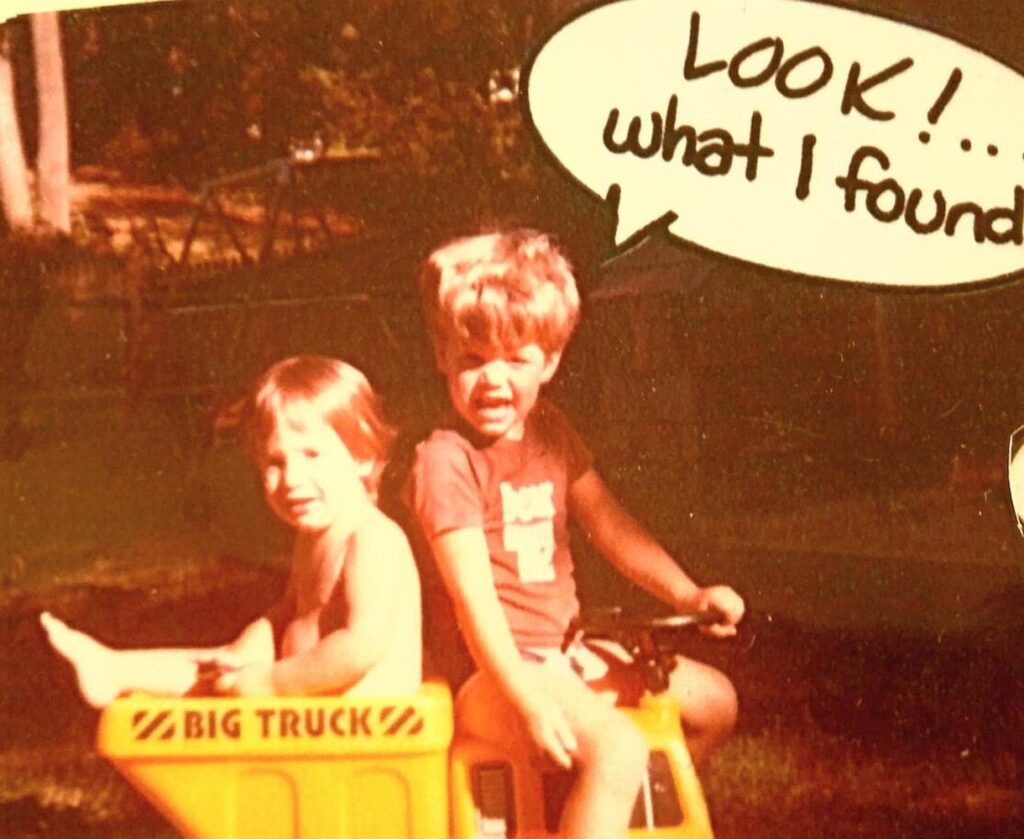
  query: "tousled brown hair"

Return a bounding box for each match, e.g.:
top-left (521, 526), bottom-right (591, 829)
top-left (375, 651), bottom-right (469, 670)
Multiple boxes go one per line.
top-left (419, 229), bottom-right (580, 359)
top-left (245, 355), bottom-right (395, 497)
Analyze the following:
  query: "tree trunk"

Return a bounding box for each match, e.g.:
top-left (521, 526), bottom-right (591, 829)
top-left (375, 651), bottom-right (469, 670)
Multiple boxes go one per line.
top-left (30, 12), bottom-right (70, 234)
top-left (0, 26), bottom-right (33, 232)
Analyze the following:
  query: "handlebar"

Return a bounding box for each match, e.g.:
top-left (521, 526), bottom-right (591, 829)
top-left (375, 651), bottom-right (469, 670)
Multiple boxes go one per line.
top-left (569, 608), bottom-right (722, 636)
top-left (564, 608), bottom-right (726, 694)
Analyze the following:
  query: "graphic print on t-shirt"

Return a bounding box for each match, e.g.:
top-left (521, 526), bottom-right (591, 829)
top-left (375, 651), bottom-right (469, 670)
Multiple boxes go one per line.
top-left (500, 481), bottom-right (556, 583)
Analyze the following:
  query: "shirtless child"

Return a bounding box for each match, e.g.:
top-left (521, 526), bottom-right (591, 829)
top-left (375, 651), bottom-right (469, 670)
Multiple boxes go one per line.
top-left (41, 355), bottom-right (421, 706)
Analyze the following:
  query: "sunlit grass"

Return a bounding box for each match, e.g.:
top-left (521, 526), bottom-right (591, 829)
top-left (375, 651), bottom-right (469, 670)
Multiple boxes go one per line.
top-left (703, 721), bottom-right (800, 813)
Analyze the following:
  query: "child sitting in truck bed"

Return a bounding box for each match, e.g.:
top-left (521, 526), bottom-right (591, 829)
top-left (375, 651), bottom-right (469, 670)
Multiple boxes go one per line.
top-left (42, 355), bottom-right (421, 705)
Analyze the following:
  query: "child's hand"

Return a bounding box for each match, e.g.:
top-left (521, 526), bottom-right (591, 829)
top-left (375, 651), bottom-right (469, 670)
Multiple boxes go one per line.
top-left (200, 651), bottom-right (275, 697)
top-left (518, 692), bottom-right (578, 770)
top-left (215, 661), bottom-right (276, 697)
top-left (692, 585), bottom-right (745, 638)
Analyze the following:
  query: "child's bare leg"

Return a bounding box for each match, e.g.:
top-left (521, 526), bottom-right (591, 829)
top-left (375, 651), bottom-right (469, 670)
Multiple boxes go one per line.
top-left (40, 612), bottom-right (206, 708)
top-left (457, 666), bottom-right (648, 839)
top-left (539, 665), bottom-right (649, 839)
top-left (664, 655), bottom-right (738, 765)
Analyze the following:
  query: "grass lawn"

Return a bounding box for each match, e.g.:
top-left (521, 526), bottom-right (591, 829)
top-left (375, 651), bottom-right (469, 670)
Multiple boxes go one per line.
top-left (2, 548), bottom-right (1022, 838)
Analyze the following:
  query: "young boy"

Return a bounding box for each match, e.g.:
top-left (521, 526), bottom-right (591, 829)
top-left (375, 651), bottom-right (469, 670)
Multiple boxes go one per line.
top-left (42, 355), bottom-right (421, 706)
top-left (406, 230), bottom-right (744, 839)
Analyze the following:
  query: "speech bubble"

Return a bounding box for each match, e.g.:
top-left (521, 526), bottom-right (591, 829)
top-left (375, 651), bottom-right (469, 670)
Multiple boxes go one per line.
top-left (523, 0), bottom-right (1024, 287)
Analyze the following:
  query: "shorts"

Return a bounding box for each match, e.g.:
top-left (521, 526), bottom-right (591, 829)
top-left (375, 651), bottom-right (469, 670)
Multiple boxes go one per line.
top-left (519, 639), bottom-right (645, 706)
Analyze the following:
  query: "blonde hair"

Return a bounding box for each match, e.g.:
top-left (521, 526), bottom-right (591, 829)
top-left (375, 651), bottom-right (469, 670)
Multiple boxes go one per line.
top-left (245, 355), bottom-right (395, 497)
top-left (419, 229), bottom-right (580, 357)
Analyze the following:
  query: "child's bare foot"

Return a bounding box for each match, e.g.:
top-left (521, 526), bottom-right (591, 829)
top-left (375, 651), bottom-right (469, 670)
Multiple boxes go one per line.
top-left (39, 612), bottom-right (124, 708)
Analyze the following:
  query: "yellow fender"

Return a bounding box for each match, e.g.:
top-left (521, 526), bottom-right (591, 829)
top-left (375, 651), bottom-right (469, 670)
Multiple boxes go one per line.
top-left (97, 683), bottom-right (453, 839)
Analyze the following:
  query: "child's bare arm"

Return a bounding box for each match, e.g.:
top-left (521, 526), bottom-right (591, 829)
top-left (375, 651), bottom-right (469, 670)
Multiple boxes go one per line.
top-left (274, 525), bottom-right (410, 695)
top-left (220, 523), bottom-right (410, 696)
top-left (569, 469), bottom-right (744, 636)
top-left (431, 527), bottom-right (577, 768)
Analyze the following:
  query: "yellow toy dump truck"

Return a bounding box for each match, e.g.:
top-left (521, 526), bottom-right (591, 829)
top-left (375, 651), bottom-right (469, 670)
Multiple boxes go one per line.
top-left (97, 613), bottom-right (716, 838)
